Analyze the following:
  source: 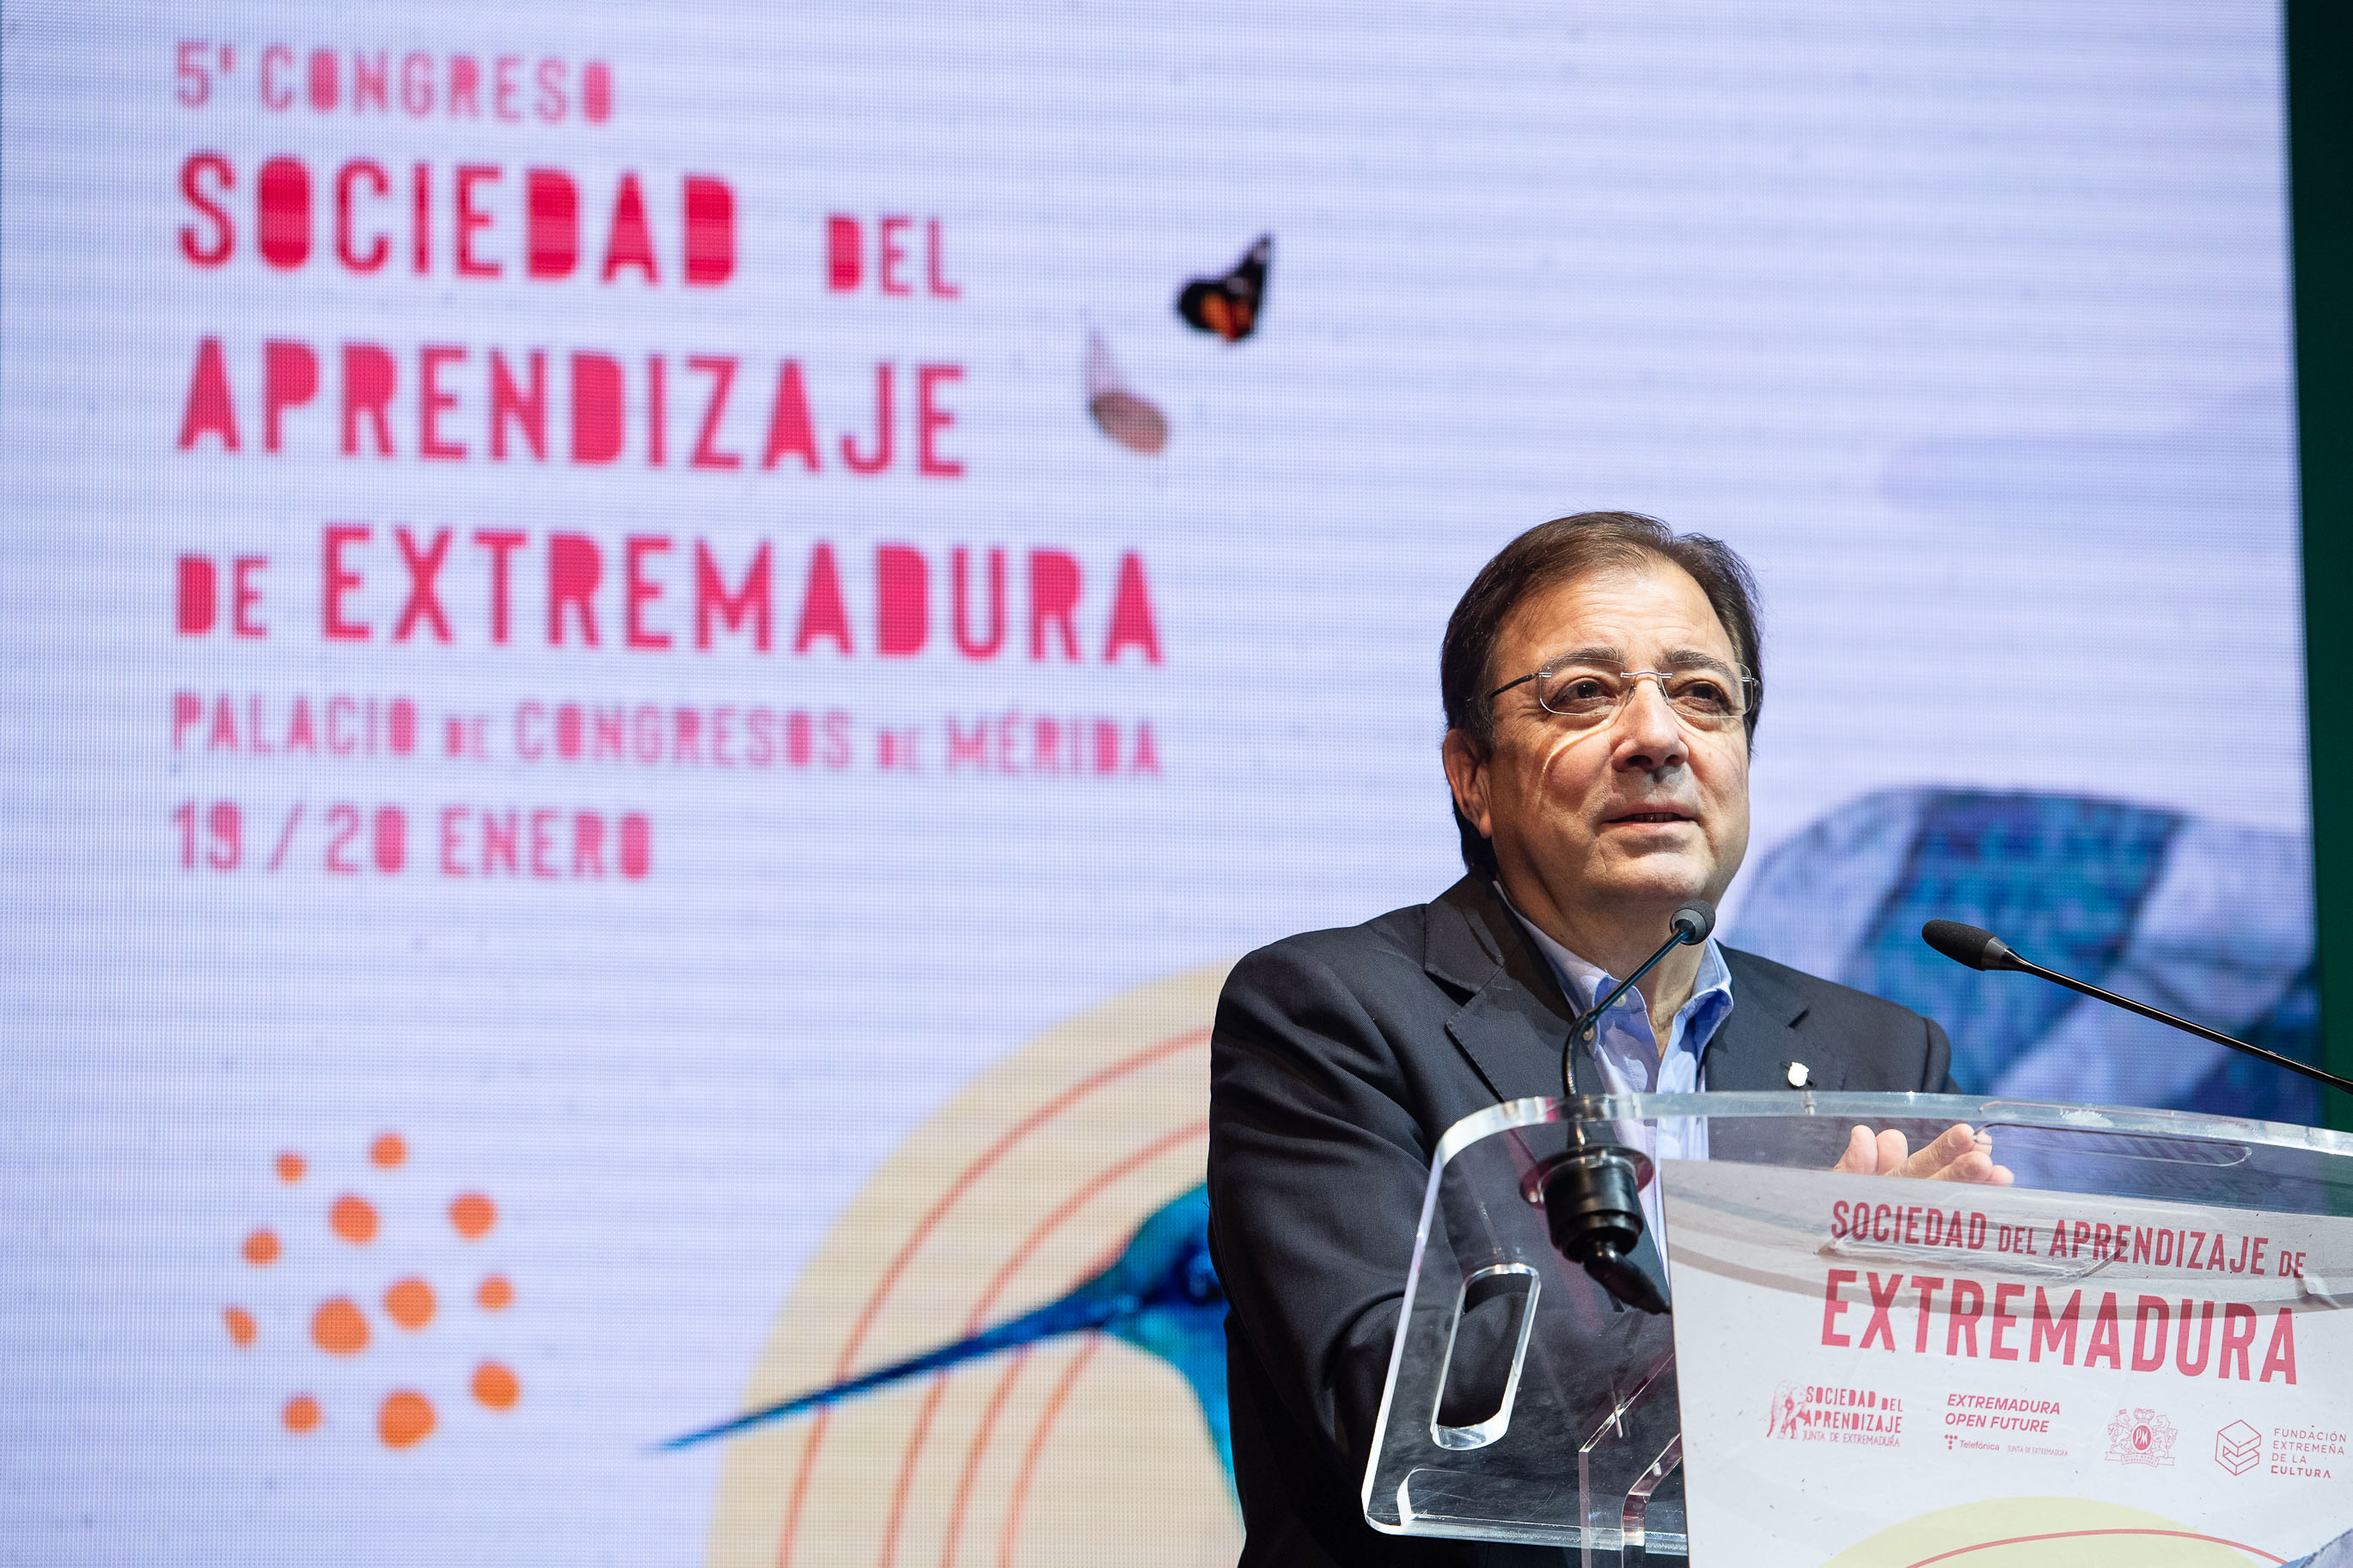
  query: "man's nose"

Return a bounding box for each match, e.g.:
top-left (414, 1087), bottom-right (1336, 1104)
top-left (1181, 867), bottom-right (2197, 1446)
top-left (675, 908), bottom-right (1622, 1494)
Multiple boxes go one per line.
top-left (1610, 676), bottom-right (1687, 769)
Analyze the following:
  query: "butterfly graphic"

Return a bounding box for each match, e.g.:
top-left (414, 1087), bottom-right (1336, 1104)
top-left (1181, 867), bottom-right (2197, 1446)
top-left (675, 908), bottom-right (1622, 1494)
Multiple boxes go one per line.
top-left (1176, 235), bottom-right (1271, 343)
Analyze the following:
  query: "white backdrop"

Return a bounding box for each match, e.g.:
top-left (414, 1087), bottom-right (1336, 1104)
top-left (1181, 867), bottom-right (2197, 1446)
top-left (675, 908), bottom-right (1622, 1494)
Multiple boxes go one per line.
top-left (0, 3), bottom-right (2306, 1561)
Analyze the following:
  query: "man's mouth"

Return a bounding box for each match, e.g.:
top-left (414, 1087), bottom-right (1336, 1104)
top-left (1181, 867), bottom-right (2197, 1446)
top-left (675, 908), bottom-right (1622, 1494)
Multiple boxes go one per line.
top-left (1606, 808), bottom-right (1696, 826)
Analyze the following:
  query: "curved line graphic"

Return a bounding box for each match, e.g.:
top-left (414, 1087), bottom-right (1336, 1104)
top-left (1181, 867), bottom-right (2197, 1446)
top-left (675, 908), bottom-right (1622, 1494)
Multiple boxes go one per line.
top-left (937, 1232), bottom-right (1152, 1568)
top-left (1902, 1528), bottom-right (2284, 1566)
top-left (763, 1028), bottom-right (1210, 1567)
top-left (999, 1338), bottom-right (1105, 1568)
top-left (880, 1122), bottom-right (1208, 1564)
top-left (938, 1346), bottom-right (1030, 1568)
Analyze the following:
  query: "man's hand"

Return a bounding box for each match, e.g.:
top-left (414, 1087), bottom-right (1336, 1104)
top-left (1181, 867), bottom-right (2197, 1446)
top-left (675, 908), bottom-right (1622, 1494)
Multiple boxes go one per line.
top-left (1832, 1122), bottom-right (2013, 1185)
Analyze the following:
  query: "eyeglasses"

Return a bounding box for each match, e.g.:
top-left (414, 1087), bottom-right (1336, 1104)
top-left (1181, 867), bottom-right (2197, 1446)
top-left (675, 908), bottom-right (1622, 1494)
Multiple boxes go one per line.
top-left (1487, 662), bottom-right (1757, 731)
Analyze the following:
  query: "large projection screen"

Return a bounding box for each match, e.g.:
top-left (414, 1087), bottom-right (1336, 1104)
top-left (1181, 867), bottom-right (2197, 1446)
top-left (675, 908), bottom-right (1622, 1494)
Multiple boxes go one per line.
top-left (0, 3), bottom-right (2311, 1562)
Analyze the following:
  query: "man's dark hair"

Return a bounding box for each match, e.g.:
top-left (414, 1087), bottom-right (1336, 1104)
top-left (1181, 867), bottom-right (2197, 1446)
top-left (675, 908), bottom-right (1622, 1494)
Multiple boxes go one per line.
top-left (1440, 511), bottom-right (1764, 876)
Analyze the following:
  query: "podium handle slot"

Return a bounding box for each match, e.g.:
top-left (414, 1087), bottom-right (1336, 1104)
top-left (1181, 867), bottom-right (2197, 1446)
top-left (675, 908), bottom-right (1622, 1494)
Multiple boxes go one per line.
top-left (1428, 1264), bottom-right (1539, 1451)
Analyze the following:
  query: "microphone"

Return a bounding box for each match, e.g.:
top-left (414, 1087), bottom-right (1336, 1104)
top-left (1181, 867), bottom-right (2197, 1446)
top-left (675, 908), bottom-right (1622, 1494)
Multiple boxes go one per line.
top-left (1671, 897), bottom-right (1716, 943)
top-left (1920, 919), bottom-right (2353, 1095)
top-left (1568, 899), bottom-right (1716, 1049)
top-left (1532, 900), bottom-right (1714, 1317)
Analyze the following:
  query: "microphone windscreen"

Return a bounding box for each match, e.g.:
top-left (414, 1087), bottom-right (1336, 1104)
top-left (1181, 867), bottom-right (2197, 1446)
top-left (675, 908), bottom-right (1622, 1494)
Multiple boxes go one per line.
top-left (1922, 918), bottom-right (2011, 972)
top-left (1671, 899), bottom-right (1716, 944)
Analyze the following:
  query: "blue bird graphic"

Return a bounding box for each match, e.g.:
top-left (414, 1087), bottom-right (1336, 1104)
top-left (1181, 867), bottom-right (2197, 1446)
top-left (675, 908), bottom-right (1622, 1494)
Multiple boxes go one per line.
top-left (663, 1185), bottom-right (1232, 1484)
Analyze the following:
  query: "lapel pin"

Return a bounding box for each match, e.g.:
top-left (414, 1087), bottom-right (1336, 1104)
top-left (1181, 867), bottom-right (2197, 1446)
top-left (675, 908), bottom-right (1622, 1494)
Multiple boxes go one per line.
top-left (1786, 1061), bottom-right (1811, 1088)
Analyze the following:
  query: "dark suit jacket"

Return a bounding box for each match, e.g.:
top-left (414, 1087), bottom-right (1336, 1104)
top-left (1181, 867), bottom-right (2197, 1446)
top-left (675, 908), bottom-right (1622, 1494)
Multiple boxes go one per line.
top-left (1205, 876), bottom-right (1957, 1566)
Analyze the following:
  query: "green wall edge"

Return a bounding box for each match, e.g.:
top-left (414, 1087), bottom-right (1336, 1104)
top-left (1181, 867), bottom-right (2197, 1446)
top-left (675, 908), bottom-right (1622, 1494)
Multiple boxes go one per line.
top-left (2289, 0), bottom-right (2353, 1130)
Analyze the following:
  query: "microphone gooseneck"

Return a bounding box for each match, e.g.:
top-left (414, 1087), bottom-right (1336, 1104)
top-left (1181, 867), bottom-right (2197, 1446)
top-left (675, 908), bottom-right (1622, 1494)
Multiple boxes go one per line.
top-left (1534, 901), bottom-right (1717, 1317)
top-left (1917, 919), bottom-right (2353, 1095)
top-left (1568, 898), bottom-right (1717, 1052)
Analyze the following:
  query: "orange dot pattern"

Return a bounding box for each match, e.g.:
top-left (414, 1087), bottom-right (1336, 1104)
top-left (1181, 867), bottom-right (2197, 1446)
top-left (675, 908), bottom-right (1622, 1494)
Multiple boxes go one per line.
top-left (223, 1306), bottom-right (257, 1347)
top-left (330, 1193), bottom-right (379, 1245)
top-left (377, 1390), bottom-right (436, 1449)
top-left (449, 1192), bottom-right (495, 1240)
top-left (472, 1361), bottom-right (520, 1411)
top-left (384, 1277), bottom-right (435, 1331)
top-left (230, 1132), bottom-right (516, 1449)
top-left (311, 1296), bottom-right (370, 1355)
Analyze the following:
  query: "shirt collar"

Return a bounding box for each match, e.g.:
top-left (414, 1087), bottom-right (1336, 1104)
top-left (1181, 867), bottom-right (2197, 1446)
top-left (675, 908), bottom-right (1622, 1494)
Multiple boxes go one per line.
top-left (1493, 882), bottom-right (1734, 1026)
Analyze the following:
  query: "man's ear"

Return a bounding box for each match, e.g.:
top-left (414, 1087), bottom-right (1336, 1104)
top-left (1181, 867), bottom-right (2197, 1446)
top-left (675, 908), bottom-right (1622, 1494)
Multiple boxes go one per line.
top-left (1441, 728), bottom-right (1493, 839)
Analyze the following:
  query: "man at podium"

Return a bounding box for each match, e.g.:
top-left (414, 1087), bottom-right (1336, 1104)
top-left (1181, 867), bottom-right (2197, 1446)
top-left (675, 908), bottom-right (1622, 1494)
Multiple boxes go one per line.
top-left (1206, 512), bottom-right (2010, 1565)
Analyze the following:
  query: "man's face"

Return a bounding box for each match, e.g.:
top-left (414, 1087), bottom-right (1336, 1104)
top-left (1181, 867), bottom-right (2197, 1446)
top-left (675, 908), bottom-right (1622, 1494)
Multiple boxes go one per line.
top-left (1445, 559), bottom-right (1752, 925)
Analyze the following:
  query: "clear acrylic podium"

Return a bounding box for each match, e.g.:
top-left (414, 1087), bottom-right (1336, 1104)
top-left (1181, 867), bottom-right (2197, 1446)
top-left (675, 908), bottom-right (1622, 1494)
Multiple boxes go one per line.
top-left (1360, 1091), bottom-right (2353, 1562)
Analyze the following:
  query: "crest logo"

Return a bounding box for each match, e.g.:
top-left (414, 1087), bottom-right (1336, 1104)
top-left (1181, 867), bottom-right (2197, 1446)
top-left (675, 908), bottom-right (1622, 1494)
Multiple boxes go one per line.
top-left (2105, 1407), bottom-right (2177, 1467)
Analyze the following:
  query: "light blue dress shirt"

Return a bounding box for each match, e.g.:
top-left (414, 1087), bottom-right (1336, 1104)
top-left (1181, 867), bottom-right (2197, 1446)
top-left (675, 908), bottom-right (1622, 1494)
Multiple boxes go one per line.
top-left (1497, 886), bottom-right (1736, 1181)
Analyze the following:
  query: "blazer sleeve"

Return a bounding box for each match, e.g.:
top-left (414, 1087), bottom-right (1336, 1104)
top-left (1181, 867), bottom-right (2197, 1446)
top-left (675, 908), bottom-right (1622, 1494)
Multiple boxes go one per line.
top-left (1207, 937), bottom-right (1439, 1487)
top-left (1924, 1015), bottom-right (1961, 1095)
